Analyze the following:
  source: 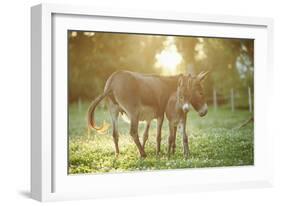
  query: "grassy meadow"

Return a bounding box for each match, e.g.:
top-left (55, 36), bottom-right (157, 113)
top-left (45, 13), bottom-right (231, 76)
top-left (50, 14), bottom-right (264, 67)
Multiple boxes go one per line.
top-left (68, 102), bottom-right (254, 174)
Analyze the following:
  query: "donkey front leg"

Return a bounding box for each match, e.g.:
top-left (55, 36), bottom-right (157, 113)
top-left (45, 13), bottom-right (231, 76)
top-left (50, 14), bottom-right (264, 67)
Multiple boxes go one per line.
top-left (130, 117), bottom-right (147, 158)
top-left (167, 122), bottom-right (176, 158)
top-left (180, 115), bottom-right (189, 158)
top-left (156, 115), bottom-right (164, 156)
top-left (171, 126), bottom-right (177, 155)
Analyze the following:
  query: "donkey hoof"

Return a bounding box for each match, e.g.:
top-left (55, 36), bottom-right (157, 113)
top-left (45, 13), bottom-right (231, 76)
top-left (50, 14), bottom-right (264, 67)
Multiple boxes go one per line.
top-left (140, 153), bottom-right (147, 158)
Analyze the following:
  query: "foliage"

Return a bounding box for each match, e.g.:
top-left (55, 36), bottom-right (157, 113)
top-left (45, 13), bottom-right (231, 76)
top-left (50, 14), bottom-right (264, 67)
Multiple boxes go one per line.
top-left (68, 31), bottom-right (254, 105)
top-left (68, 102), bottom-right (254, 174)
top-left (68, 31), bottom-right (165, 102)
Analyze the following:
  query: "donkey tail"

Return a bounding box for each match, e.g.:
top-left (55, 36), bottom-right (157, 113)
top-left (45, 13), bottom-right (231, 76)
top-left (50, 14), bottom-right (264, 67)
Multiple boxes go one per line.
top-left (87, 89), bottom-right (112, 131)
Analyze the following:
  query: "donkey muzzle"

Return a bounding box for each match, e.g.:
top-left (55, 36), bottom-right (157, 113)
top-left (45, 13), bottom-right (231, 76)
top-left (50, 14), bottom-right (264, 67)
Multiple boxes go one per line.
top-left (198, 103), bottom-right (208, 117)
top-left (182, 103), bottom-right (190, 113)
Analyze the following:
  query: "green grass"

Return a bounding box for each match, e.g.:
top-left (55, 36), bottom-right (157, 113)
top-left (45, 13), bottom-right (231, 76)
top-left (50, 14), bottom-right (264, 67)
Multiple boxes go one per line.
top-left (68, 102), bottom-right (254, 174)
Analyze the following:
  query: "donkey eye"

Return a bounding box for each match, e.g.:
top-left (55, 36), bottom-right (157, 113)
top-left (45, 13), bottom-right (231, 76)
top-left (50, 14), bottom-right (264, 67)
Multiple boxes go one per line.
top-left (180, 96), bottom-right (184, 100)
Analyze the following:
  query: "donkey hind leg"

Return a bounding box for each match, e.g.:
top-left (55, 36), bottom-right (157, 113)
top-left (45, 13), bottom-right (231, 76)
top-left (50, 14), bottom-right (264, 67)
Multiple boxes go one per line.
top-left (130, 116), bottom-right (146, 158)
top-left (142, 121), bottom-right (151, 149)
top-left (109, 101), bottom-right (120, 156)
top-left (156, 115), bottom-right (164, 156)
top-left (167, 122), bottom-right (175, 158)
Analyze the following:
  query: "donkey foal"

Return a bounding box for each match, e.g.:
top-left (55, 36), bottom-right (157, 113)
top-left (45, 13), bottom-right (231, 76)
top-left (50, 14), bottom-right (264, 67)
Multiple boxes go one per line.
top-left (165, 75), bottom-right (190, 158)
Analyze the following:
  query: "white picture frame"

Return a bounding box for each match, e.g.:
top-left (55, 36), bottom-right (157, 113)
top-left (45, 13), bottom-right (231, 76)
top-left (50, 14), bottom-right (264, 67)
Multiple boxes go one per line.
top-left (31, 3), bottom-right (274, 202)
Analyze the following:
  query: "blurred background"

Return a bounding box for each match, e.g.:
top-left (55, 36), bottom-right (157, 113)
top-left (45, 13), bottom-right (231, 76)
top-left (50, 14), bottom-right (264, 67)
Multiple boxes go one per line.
top-left (68, 31), bottom-right (254, 111)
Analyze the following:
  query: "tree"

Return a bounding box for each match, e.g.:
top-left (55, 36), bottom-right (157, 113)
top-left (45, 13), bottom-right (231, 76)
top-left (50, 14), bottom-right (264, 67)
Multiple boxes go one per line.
top-left (68, 31), bottom-right (165, 101)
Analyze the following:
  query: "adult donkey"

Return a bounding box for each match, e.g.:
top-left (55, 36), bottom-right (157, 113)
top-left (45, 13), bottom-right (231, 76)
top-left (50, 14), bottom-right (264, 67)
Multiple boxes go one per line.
top-left (87, 70), bottom-right (209, 158)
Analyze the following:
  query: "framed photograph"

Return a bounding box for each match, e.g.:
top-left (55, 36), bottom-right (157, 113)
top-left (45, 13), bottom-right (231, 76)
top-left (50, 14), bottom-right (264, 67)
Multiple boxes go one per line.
top-left (31, 3), bottom-right (274, 201)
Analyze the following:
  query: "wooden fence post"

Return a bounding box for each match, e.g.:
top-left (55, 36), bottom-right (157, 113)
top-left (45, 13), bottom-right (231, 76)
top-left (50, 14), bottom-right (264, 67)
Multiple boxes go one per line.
top-left (248, 87), bottom-right (252, 113)
top-left (230, 88), bottom-right (234, 112)
top-left (213, 88), bottom-right (217, 111)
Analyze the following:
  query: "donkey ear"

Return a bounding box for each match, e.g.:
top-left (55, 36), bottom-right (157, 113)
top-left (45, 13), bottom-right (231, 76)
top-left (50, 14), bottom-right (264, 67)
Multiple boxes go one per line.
top-left (198, 71), bottom-right (209, 82)
top-left (178, 74), bottom-right (184, 87)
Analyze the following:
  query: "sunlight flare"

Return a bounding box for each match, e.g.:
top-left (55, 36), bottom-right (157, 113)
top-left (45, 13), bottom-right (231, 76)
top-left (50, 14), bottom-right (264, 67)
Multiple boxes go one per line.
top-left (155, 37), bottom-right (182, 74)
